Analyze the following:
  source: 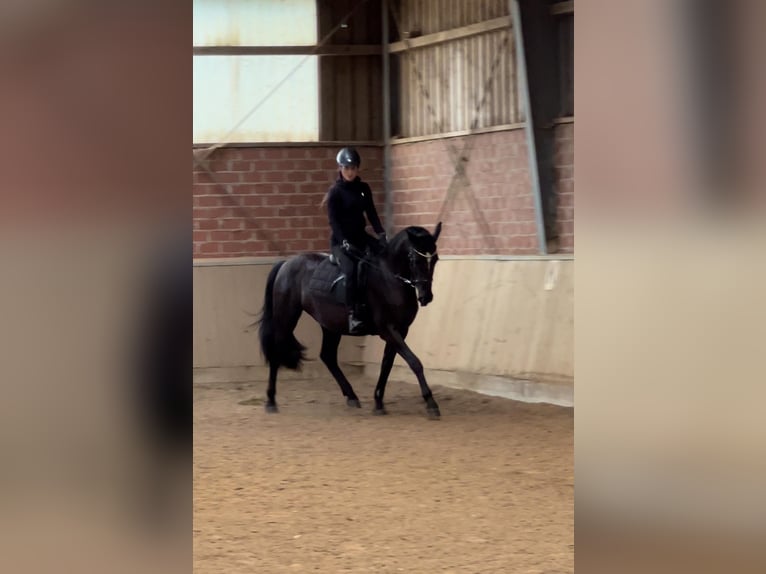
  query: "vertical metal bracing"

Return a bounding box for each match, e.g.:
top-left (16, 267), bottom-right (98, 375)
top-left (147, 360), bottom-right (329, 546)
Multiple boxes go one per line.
top-left (382, 0), bottom-right (394, 235)
top-left (510, 0), bottom-right (547, 254)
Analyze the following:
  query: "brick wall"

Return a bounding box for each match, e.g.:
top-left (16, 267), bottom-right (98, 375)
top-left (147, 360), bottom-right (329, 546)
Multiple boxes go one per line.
top-left (390, 129), bottom-right (540, 255)
top-left (553, 122), bottom-right (574, 253)
top-left (193, 146), bottom-right (384, 258)
top-left (193, 128), bottom-right (574, 258)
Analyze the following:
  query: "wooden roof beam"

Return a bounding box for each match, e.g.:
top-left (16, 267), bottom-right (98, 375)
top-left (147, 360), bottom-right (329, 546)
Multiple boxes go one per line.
top-left (388, 16), bottom-right (512, 54)
top-left (193, 45), bottom-right (382, 56)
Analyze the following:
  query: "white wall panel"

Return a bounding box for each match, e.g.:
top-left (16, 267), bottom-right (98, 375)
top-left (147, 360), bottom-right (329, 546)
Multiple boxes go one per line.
top-left (193, 0), bottom-right (317, 46)
top-left (193, 55), bottom-right (319, 143)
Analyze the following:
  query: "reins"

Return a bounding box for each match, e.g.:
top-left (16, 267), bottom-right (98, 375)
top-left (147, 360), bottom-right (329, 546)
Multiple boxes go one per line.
top-left (342, 244), bottom-right (435, 289)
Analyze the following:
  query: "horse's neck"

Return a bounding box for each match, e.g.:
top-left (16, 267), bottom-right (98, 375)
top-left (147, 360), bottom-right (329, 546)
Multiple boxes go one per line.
top-left (386, 242), bottom-right (411, 279)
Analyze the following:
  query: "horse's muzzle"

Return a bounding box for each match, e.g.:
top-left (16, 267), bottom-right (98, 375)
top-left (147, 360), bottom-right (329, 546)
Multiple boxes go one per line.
top-left (418, 293), bottom-right (433, 306)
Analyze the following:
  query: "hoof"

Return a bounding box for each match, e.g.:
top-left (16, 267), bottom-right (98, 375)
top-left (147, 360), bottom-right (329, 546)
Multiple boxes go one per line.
top-left (265, 403), bottom-right (279, 414)
top-left (427, 407), bottom-right (441, 420)
top-left (347, 398), bottom-right (361, 408)
top-left (373, 407), bottom-right (388, 416)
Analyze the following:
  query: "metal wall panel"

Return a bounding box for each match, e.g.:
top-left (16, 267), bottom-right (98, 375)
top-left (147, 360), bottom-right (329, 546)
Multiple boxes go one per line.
top-left (394, 29), bottom-right (520, 137)
top-left (194, 0), bottom-right (320, 143)
top-left (193, 0), bottom-right (317, 46)
top-left (557, 13), bottom-right (574, 117)
top-left (318, 1), bottom-right (384, 141)
top-left (398, 0), bottom-right (507, 34)
top-left (392, 0), bottom-right (521, 138)
top-left (319, 0), bottom-right (383, 45)
top-left (193, 55), bottom-right (320, 143)
top-left (319, 55), bottom-right (384, 142)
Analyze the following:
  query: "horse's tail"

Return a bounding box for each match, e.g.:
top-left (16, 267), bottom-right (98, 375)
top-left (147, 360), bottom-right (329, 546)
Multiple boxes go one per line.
top-left (256, 260), bottom-right (306, 370)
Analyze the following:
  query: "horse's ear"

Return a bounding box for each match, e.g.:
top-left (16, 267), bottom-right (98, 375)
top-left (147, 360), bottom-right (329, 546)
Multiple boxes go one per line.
top-left (433, 221), bottom-right (442, 242)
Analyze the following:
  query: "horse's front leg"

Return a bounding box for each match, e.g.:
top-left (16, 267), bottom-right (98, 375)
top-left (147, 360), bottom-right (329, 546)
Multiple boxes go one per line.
top-left (384, 326), bottom-right (440, 419)
top-left (373, 341), bottom-right (397, 415)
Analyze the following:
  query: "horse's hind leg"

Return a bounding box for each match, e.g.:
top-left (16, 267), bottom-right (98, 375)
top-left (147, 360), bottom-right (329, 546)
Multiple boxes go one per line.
top-left (265, 362), bottom-right (279, 413)
top-left (320, 328), bottom-right (361, 408)
top-left (264, 293), bottom-right (304, 413)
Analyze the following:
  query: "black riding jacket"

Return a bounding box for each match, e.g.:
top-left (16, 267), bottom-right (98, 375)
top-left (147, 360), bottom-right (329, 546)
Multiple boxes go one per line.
top-left (326, 175), bottom-right (384, 249)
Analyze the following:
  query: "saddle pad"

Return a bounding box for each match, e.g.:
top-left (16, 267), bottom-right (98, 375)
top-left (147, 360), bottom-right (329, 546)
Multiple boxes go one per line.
top-left (308, 257), bottom-right (344, 296)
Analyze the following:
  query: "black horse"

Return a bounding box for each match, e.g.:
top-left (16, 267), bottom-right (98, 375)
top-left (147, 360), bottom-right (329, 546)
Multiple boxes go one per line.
top-left (257, 222), bottom-right (442, 418)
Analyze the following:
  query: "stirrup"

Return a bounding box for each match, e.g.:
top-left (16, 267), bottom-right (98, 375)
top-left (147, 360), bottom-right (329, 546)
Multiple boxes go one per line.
top-left (348, 312), bottom-right (364, 334)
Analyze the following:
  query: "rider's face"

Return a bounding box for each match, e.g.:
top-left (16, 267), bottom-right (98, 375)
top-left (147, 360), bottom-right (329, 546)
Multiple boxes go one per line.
top-left (340, 165), bottom-right (358, 181)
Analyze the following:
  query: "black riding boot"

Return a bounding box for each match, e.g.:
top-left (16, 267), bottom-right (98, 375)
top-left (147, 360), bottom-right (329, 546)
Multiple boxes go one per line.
top-left (347, 289), bottom-right (364, 334)
top-left (348, 309), bottom-right (364, 335)
top-left (336, 247), bottom-right (364, 334)
top-left (346, 278), bottom-right (364, 334)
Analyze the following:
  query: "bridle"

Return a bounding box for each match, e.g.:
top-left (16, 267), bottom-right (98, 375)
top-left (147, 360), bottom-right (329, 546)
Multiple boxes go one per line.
top-left (343, 243), bottom-right (436, 289)
top-left (412, 247), bottom-right (436, 264)
top-left (402, 247), bottom-right (437, 288)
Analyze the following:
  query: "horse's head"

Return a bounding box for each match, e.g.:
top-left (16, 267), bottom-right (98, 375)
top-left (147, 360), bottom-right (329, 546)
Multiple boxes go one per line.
top-left (403, 222), bottom-right (442, 306)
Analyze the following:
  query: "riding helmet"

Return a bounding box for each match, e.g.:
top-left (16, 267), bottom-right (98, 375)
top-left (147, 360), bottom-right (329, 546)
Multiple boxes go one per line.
top-left (336, 147), bottom-right (361, 168)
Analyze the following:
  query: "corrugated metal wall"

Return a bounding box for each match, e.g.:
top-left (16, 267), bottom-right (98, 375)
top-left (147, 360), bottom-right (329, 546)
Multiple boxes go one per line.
top-left (394, 0), bottom-right (523, 138)
top-left (397, 0), bottom-right (507, 33)
top-left (318, 0), bottom-right (384, 142)
top-left (557, 12), bottom-right (574, 117)
top-left (193, 1), bottom-right (540, 143)
top-left (320, 56), bottom-right (383, 141)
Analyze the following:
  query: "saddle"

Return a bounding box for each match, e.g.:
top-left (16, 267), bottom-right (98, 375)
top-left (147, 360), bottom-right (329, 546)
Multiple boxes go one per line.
top-left (308, 252), bottom-right (370, 308)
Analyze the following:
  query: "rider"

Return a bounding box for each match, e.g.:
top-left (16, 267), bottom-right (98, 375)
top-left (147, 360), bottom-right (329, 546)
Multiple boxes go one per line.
top-left (326, 147), bottom-right (387, 334)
